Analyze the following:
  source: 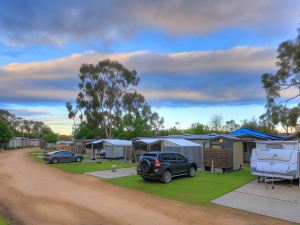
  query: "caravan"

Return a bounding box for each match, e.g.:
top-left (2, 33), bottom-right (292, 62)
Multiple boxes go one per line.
top-left (251, 141), bottom-right (300, 180)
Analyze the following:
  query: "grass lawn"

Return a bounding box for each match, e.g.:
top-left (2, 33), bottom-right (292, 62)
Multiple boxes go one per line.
top-left (0, 216), bottom-right (9, 225)
top-left (29, 150), bottom-right (136, 173)
top-left (106, 167), bottom-right (255, 205)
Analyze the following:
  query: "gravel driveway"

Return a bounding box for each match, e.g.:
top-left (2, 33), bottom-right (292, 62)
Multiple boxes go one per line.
top-left (0, 149), bottom-right (292, 225)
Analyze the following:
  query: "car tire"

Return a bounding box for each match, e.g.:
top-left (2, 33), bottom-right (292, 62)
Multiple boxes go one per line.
top-left (188, 167), bottom-right (196, 177)
top-left (140, 159), bottom-right (151, 173)
top-left (160, 170), bottom-right (172, 183)
top-left (52, 158), bottom-right (59, 164)
top-left (76, 157), bottom-right (82, 162)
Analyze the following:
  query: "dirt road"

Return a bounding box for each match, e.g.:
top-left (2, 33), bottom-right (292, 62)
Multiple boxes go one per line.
top-left (0, 149), bottom-right (291, 225)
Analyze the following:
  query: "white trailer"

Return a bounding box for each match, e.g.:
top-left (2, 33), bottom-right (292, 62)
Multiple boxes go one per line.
top-left (251, 147), bottom-right (300, 181)
top-left (252, 141), bottom-right (300, 181)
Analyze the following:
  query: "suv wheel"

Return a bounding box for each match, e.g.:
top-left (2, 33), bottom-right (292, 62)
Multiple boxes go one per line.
top-left (52, 158), bottom-right (59, 164)
top-left (76, 157), bottom-right (82, 162)
top-left (161, 170), bottom-right (172, 183)
top-left (188, 167), bottom-right (196, 177)
top-left (140, 160), bottom-right (150, 173)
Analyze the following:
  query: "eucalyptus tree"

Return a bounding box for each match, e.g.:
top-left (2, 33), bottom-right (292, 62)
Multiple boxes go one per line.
top-left (67, 59), bottom-right (163, 138)
top-left (261, 27), bottom-right (300, 133)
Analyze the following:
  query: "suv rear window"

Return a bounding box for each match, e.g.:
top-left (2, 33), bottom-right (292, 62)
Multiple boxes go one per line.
top-left (142, 153), bottom-right (158, 157)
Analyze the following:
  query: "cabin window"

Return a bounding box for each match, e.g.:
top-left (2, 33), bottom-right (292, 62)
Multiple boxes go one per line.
top-left (266, 144), bottom-right (283, 149)
top-left (211, 141), bottom-right (221, 149)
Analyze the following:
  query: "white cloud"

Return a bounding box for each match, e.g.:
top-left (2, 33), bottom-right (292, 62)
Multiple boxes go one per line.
top-left (0, 0), bottom-right (299, 46)
top-left (0, 46), bottom-right (275, 105)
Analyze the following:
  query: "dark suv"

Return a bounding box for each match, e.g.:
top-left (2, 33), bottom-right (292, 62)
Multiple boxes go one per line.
top-left (137, 152), bottom-right (197, 183)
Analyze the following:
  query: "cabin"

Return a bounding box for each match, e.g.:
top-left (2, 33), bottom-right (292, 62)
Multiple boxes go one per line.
top-left (71, 139), bottom-right (95, 154)
top-left (6, 137), bottom-right (22, 149)
top-left (201, 135), bottom-right (243, 172)
top-left (29, 139), bottom-right (40, 147)
top-left (56, 140), bottom-right (73, 150)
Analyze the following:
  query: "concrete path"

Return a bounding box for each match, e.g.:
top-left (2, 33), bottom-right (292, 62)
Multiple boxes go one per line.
top-left (85, 167), bottom-right (136, 179)
top-left (212, 180), bottom-right (300, 223)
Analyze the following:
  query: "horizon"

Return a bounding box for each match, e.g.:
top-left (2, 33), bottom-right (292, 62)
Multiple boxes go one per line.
top-left (1, 1), bottom-right (299, 135)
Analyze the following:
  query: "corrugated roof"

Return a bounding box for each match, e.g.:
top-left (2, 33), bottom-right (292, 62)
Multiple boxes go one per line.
top-left (163, 138), bottom-right (201, 147)
top-left (86, 139), bottom-right (132, 146)
top-left (104, 139), bottom-right (132, 146)
top-left (133, 138), bottom-right (161, 144)
top-left (230, 128), bottom-right (283, 140)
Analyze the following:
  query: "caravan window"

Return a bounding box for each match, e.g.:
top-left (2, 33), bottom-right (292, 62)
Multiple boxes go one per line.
top-left (266, 144), bottom-right (283, 149)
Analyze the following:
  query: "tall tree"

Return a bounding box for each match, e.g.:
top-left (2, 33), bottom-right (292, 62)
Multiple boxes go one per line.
top-left (261, 27), bottom-right (300, 133)
top-left (224, 120), bottom-right (240, 132)
top-left (67, 59), bottom-right (163, 138)
top-left (0, 118), bottom-right (13, 148)
top-left (209, 115), bottom-right (223, 132)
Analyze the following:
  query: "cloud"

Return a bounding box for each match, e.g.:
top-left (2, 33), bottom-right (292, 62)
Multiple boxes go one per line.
top-left (0, 46), bottom-right (275, 106)
top-left (5, 108), bottom-right (52, 116)
top-left (0, 0), bottom-right (298, 47)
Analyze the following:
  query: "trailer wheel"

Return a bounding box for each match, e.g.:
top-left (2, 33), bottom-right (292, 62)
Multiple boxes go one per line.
top-left (257, 176), bottom-right (264, 183)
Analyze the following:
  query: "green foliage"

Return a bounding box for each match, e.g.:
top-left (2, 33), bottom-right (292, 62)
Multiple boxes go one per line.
top-left (42, 132), bottom-right (59, 143)
top-left (0, 109), bottom-right (52, 138)
top-left (261, 27), bottom-right (300, 133)
top-left (185, 123), bottom-right (210, 134)
top-left (74, 121), bottom-right (103, 139)
top-left (107, 167), bottom-right (254, 205)
top-left (224, 120), bottom-right (240, 132)
top-left (0, 215), bottom-right (9, 225)
top-left (0, 118), bottom-right (13, 144)
top-left (67, 59), bottom-right (164, 139)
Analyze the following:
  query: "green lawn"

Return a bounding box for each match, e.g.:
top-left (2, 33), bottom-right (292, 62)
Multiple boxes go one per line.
top-left (29, 150), bottom-right (136, 173)
top-left (0, 216), bottom-right (9, 225)
top-left (106, 167), bottom-right (255, 205)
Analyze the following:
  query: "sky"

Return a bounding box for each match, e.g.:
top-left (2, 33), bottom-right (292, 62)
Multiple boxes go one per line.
top-left (0, 0), bottom-right (300, 135)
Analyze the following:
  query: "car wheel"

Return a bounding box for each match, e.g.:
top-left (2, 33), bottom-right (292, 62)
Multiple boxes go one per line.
top-left (188, 167), bottom-right (196, 177)
top-left (140, 160), bottom-right (150, 173)
top-left (160, 170), bottom-right (172, 183)
top-left (76, 157), bottom-right (82, 162)
top-left (52, 158), bottom-right (59, 164)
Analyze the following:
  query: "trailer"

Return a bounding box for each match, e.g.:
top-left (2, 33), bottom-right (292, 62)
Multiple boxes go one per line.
top-left (251, 147), bottom-right (300, 181)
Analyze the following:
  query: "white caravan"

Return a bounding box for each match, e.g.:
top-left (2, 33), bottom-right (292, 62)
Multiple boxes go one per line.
top-left (251, 141), bottom-right (300, 180)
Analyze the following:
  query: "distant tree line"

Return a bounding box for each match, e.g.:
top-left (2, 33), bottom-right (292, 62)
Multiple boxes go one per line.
top-left (156, 114), bottom-right (278, 136)
top-left (0, 109), bottom-right (54, 146)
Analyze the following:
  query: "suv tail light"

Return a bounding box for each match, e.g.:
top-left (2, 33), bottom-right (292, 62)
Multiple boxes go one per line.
top-left (155, 159), bottom-right (161, 168)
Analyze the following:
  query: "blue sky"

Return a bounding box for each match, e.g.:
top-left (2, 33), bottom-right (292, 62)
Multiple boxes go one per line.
top-left (0, 0), bottom-right (299, 134)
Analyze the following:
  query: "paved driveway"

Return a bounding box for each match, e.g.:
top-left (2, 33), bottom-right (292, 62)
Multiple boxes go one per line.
top-left (85, 167), bottom-right (136, 178)
top-left (212, 180), bottom-right (300, 223)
